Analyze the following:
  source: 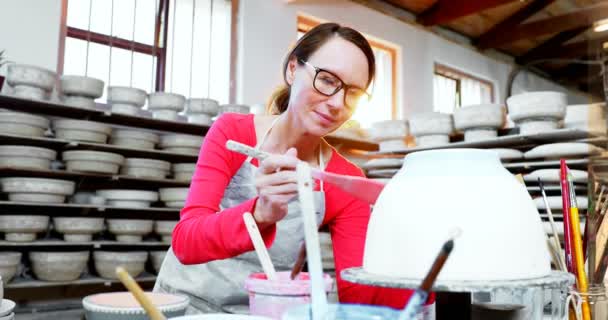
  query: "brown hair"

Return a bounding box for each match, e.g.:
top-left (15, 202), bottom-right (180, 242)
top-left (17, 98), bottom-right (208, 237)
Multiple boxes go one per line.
top-left (267, 23), bottom-right (376, 115)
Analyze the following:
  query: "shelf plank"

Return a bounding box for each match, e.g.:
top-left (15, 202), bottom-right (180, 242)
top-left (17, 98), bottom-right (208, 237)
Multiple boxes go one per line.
top-left (503, 158), bottom-right (590, 171)
top-left (0, 201), bottom-right (180, 219)
top-left (6, 275), bottom-right (157, 289)
top-left (0, 240), bottom-right (170, 250)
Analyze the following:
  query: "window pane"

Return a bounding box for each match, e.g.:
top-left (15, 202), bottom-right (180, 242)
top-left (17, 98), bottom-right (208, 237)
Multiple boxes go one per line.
top-left (352, 48), bottom-right (393, 128)
top-left (64, 37), bottom-right (88, 76)
top-left (433, 74), bottom-right (458, 114)
top-left (67, 0), bottom-right (91, 31)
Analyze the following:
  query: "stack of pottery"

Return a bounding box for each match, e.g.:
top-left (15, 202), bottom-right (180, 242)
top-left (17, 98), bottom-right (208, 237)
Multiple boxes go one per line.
top-left (172, 163), bottom-right (196, 181)
top-left (159, 188), bottom-right (188, 208)
top-left (0, 177), bottom-right (75, 203)
top-left (93, 251), bottom-right (148, 279)
top-left (453, 104), bottom-right (505, 141)
top-left (523, 142), bottom-right (604, 160)
top-left (96, 189), bottom-right (158, 208)
top-left (110, 129), bottom-right (159, 150)
top-left (523, 169), bottom-right (587, 184)
top-left (0, 111), bottom-right (49, 137)
top-left (82, 292), bottom-right (189, 319)
top-left (29, 251), bottom-right (89, 281)
top-left (408, 112), bottom-right (454, 147)
top-left (0, 145), bottom-right (56, 169)
top-left (563, 102), bottom-right (607, 135)
top-left (184, 98), bottom-right (220, 125)
top-left (219, 104), bottom-right (250, 115)
top-left (159, 134), bottom-right (202, 155)
top-left (147, 92), bottom-right (186, 122)
top-left (0, 252), bottom-right (22, 283)
top-left (6, 64), bottom-right (56, 101)
top-left (52, 217), bottom-right (105, 242)
top-left (149, 250), bottom-right (168, 274)
top-left (154, 220), bottom-right (178, 242)
top-left (62, 150), bottom-right (125, 174)
top-left (70, 192), bottom-right (106, 206)
top-left (60, 75), bottom-right (104, 109)
top-left (121, 158), bottom-right (171, 179)
top-left (367, 120), bottom-right (408, 151)
top-left (0, 215), bottom-right (49, 241)
top-left (506, 91), bottom-right (567, 134)
top-left (488, 148), bottom-right (524, 162)
top-left (107, 219), bottom-right (154, 243)
top-left (0, 277), bottom-right (16, 319)
top-left (107, 86), bottom-right (147, 116)
top-left (53, 119), bottom-right (112, 143)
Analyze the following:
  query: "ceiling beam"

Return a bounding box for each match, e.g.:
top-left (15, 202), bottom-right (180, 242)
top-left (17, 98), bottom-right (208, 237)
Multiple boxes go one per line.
top-left (476, 3), bottom-right (608, 49)
top-left (516, 26), bottom-right (590, 65)
top-left (523, 34), bottom-right (608, 61)
top-left (476, 0), bottom-right (556, 49)
top-left (416, 0), bottom-right (517, 26)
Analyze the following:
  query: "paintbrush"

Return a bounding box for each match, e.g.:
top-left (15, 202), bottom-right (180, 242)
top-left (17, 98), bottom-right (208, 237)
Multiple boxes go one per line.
top-left (399, 239), bottom-right (454, 320)
top-left (226, 140), bottom-right (385, 205)
top-left (539, 178), bottom-right (567, 271)
top-left (560, 159), bottom-right (575, 274)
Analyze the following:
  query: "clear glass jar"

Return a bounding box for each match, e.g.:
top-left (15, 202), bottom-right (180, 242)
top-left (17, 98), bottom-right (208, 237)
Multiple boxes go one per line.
top-left (570, 284), bottom-right (608, 320)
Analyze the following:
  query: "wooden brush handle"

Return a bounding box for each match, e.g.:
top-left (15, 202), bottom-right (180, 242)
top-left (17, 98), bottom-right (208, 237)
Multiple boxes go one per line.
top-left (115, 267), bottom-right (167, 320)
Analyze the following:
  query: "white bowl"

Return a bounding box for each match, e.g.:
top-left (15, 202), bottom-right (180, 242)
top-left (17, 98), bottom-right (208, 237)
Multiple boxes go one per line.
top-left (111, 104), bottom-right (142, 116)
top-left (0, 252), bottom-right (22, 283)
top-left (152, 110), bottom-right (180, 121)
top-left (53, 217), bottom-right (105, 242)
top-left (408, 112), bottom-right (454, 136)
top-left (83, 292), bottom-right (189, 320)
top-left (0, 111), bottom-right (49, 137)
top-left (6, 64), bottom-right (56, 99)
top-left (110, 129), bottom-right (160, 150)
top-left (93, 251), bottom-right (148, 279)
top-left (517, 119), bottom-right (560, 135)
top-left (415, 135), bottom-right (450, 147)
top-left (453, 104), bottom-right (504, 132)
top-left (159, 188), bottom-right (188, 208)
top-left (62, 150), bottom-right (125, 174)
top-left (70, 192), bottom-right (107, 205)
top-left (29, 251), bottom-right (89, 281)
top-left (0, 177), bottom-right (75, 203)
top-left (159, 134), bottom-right (202, 149)
top-left (523, 142), bottom-right (604, 159)
top-left (107, 219), bottom-right (154, 242)
top-left (150, 250), bottom-right (168, 274)
top-left (107, 86), bottom-right (147, 107)
top-left (60, 75), bottom-right (104, 98)
top-left (63, 95), bottom-right (97, 109)
top-left (220, 104), bottom-right (250, 114)
top-left (96, 190), bottom-right (158, 202)
top-left (53, 119), bottom-right (111, 143)
top-left (154, 220), bottom-right (178, 242)
top-left (0, 145), bottom-right (56, 170)
top-left (506, 91), bottom-right (567, 122)
top-left (147, 92), bottom-right (186, 111)
top-left (185, 98), bottom-right (220, 115)
top-left (368, 120), bottom-right (408, 141)
top-left (162, 147), bottom-right (199, 156)
top-left (0, 215), bottom-right (49, 242)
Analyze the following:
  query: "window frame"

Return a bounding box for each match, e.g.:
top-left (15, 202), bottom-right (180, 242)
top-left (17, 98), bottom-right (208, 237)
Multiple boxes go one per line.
top-left (434, 63), bottom-right (495, 109)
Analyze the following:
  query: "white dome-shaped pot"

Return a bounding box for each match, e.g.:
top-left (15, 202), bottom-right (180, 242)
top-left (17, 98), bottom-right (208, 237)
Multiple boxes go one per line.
top-left (159, 134), bottom-right (202, 149)
top-left (408, 113), bottom-right (454, 147)
top-left (155, 220), bottom-right (178, 242)
top-left (0, 252), bottom-right (22, 283)
top-left (62, 150), bottom-right (125, 174)
top-left (93, 251), bottom-right (147, 279)
top-left (159, 188), bottom-right (188, 208)
top-left (506, 91), bottom-right (567, 122)
top-left (564, 103), bottom-right (607, 134)
top-left (368, 120), bottom-right (408, 142)
top-left (96, 189), bottom-right (158, 208)
top-left (6, 64), bottom-right (56, 100)
top-left (0, 145), bottom-right (56, 170)
top-left (0, 215), bottom-right (49, 242)
top-left (107, 86), bottom-right (147, 107)
top-left (60, 75), bottom-right (104, 98)
top-left (186, 98), bottom-right (220, 115)
top-left (364, 149), bottom-right (551, 281)
top-left (29, 251), bottom-right (89, 281)
top-left (107, 219), bottom-right (154, 243)
top-left (53, 119), bottom-right (111, 143)
top-left (110, 129), bottom-right (159, 150)
top-left (0, 177), bottom-right (75, 203)
top-left (147, 92), bottom-right (186, 112)
top-left (121, 158), bottom-right (171, 179)
top-left (0, 111), bottom-right (49, 137)
top-left (53, 217), bottom-right (105, 242)
top-left (172, 163), bottom-right (196, 181)
top-left (453, 104), bottom-right (504, 141)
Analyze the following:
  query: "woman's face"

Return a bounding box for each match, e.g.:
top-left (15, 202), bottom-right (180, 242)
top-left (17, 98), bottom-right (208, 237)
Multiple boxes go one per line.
top-left (286, 36), bottom-right (370, 137)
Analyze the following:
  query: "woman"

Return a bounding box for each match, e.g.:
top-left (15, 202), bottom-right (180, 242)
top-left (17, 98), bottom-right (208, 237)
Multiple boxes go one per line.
top-left (155, 22), bottom-right (414, 314)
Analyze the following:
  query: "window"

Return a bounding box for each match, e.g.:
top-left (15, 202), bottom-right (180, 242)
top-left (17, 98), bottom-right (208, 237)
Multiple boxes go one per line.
top-left (63, 0), bottom-right (232, 104)
top-left (297, 16), bottom-right (398, 128)
top-left (433, 63), bottom-right (494, 114)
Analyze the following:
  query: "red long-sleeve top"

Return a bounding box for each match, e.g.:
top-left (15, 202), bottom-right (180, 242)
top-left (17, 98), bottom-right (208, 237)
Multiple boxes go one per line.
top-left (172, 112), bottom-right (414, 309)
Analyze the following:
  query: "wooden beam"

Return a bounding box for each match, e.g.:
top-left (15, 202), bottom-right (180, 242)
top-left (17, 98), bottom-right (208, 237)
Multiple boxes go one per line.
top-left (416, 0), bottom-right (517, 26)
top-left (527, 35), bottom-right (608, 61)
top-left (476, 0), bottom-right (556, 49)
top-left (516, 26), bottom-right (590, 65)
top-left (477, 3), bottom-right (608, 48)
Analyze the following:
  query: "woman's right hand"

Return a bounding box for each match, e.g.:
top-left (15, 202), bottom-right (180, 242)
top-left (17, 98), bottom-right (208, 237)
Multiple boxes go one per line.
top-left (253, 147), bottom-right (299, 230)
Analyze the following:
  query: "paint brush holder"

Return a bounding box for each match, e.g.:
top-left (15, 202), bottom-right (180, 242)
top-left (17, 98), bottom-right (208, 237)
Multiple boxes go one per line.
top-left (563, 284), bottom-right (608, 320)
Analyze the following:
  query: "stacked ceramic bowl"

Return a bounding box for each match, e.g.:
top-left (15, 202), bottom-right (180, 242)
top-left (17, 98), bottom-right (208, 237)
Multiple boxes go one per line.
top-left (489, 148), bottom-right (524, 162)
top-left (155, 220), bottom-right (178, 243)
top-left (29, 251), bottom-right (89, 281)
top-left (219, 104), bottom-right (250, 115)
top-left (53, 217), bottom-right (105, 242)
top-left (0, 215), bottom-right (49, 241)
top-left (110, 129), bottom-right (159, 150)
top-left (0, 145), bottom-right (56, 169)
top-left (107, 219), bottom-right (154, 243)
top-left (70, 192), bottom-right (106, 206)
top-left (6, 64), bottom-right (56, 101)
top-left (159, 134), bottom-right (202, 155)
top-left (96, 189), bottom-right (158, 208)
top-left (0, 252), bottom-right (22, 283)
top-left (147, 92), bottom-right (186, 122)
top-left (159, 188), bottom-right (188, 208)
top-left (83, 292), bottom-right (189, 320)
top-left (564, 102), bottom-right (607, 135)
top-left (185, 98), bottom-right (220, 125)
top-left (172, 163), bottom-right (196, 181)
top-left (0, 111), bottom-right (49, 137)
top-left (62, 150), bottom-right (125, 174)
top-left (94, 251), bottom-right (148, 279)
top-left (53, 119), bottom-right (112, 143)
top-left (60, 75), bottom-right (104, 109)
top-left (121, 158), bottom-right (171, 179)
top-left (453, 104), bottom-right (504, 141)
top-left (506, 91), bottom-right (567, 134)
top-left (107, 86), bottom-right (147, 116)
top-left (150, 250), bottom-right (168, 274)
top-left (367, 120), bottom-right (408, 152)
top-left (408, 112), bottom-right (454, 147)
top-left (0, 177), bottom-right (75, 203)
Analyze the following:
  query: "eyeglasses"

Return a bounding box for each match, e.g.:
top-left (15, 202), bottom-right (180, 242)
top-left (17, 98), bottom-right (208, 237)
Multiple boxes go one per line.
top-left (298, 59), bottom-right (371, 110)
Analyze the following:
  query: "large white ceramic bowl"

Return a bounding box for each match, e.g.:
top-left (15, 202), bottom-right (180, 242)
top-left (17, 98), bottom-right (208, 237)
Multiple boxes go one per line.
top-left (154, 220), bottom-right (178, 242)
top-left (6, 64), bottom-right (56, 100)
top-left (53, 119), bottom-right (112, 143)
top-left (0, 111), bottom-right (49, 137)
top-left (29, 251), bottom-right (89, 281)
top-left (93, 251), bottom-right (148, 279)
top-left (159, 134), bottom-right (202, 149)
top-left (220, 104), bottom-right (250, 115)
top-left (147, 92), bottom-right (186, 111)
top-left (159, 188), bottom-right (188, 208)
top-left (107, 86), bottom-right (147, 107)
top-left (0, 252), bottom-right (22, 283)
top-left (408, 112), bottom-right (454, 137)
top-left (95, 190), bottom-right (158, 208)
top-left (62, 150), bottom-right (125, 174)
top-left (53, 217), bottom-right (105, 242)
top-left (368, 120), bottom-right (408, 141)
top-left (0, 145), bottom-right (56, 170)
top-left (110, 129), bottom-right (160, 150)
top-left (149, 250), bottom-right (168, 274)
top-left (83, 292), bottom-right (189, 320)
top-left (185, 98), bottom-right (220, 115)
top-left (172, 163), bottom-right (196, 181)
top-left (506, 91), bottom-right (567, 122)
top-left (60, 75), bottom-right (104, 98)
top-left (107, 219), bottom-right (154, 243)
top-left (0, 177), bottom-right (75, 203)
top-left (453, 104), bottom-right (504, 141)
top-left (364, 149), bottom-right (551, 281)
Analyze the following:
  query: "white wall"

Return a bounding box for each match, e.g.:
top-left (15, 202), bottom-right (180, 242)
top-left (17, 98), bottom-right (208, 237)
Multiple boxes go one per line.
top-left (0, 0), bottom-right (63, 75)
top-left (237, 0), bottom-right (595, 119)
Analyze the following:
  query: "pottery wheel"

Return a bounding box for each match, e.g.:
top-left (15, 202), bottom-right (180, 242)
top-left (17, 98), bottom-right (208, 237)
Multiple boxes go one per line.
top-left (341, 268), bottom-right (574, 293)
